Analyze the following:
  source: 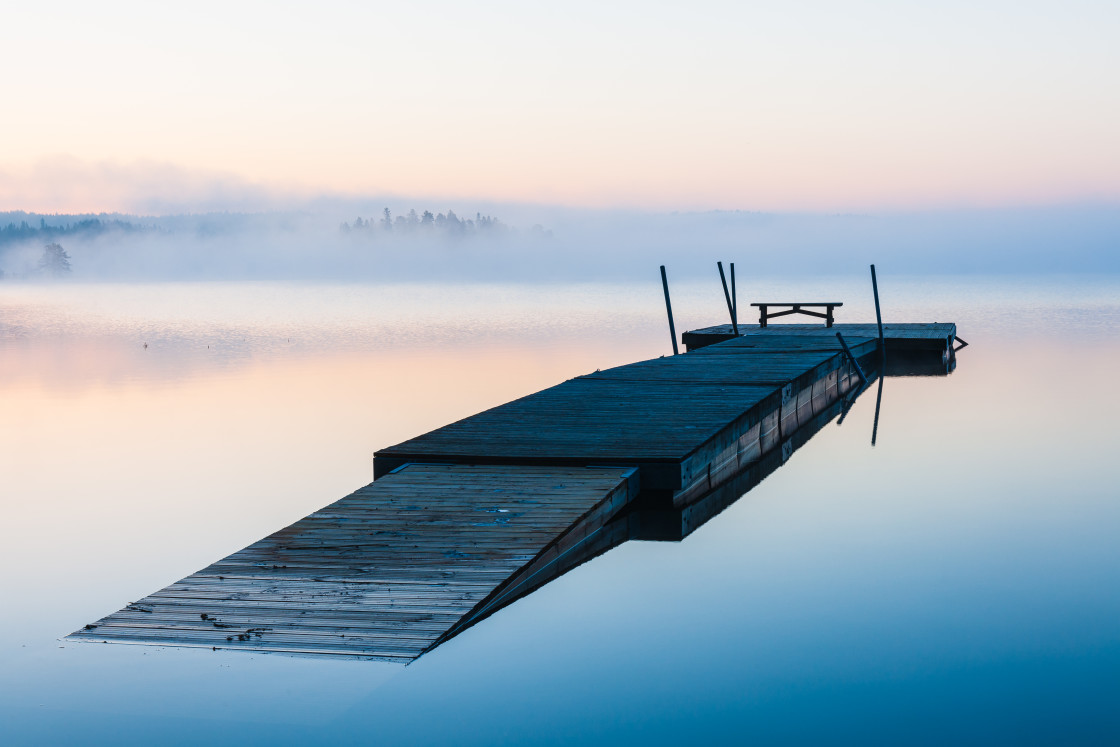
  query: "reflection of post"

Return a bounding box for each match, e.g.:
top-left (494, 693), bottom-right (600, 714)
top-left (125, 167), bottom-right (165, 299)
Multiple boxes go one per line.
top-left (837, 395), bottom-right (853, 426)
top-left (872, 374), bottom-right (883, 446)
top-left (717, 262), bottom-right (738, 335)
top-left (660, 265), bottom-right (679, 356)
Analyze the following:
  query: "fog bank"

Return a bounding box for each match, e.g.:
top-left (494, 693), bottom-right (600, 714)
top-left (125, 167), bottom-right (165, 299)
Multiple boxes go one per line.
top-left (1, 203), bottom-right (1116, 283)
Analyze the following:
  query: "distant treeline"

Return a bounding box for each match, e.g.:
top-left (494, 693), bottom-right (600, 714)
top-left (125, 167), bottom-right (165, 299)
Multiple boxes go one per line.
top-left (0, 214), bottom-right (144, 246)
top-left (340, 208), bottom-right (549, 239)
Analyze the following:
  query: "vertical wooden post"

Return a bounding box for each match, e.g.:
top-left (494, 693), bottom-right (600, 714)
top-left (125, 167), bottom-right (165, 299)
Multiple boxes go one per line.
top-left (717, 262), bottom-right (738, 336)
top-left (660, 265), bottom-right (679, 356)
top-left (870, 264), bottom-right (884, 362)
top-left (730, 262), bottom-right (738, 334)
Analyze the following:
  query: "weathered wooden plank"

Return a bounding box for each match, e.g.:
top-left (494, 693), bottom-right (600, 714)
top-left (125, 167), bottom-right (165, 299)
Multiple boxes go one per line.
top-left (69, 464), bottom-right (637, 660)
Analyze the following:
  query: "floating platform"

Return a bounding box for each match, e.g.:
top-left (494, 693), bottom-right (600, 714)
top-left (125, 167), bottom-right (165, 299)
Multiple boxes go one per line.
top-left (374, 331), bottom-right (879, 496)
top-left (682, 322), bottom-right (958, 354)
top-left (71, 321), bottom-right (956, 661)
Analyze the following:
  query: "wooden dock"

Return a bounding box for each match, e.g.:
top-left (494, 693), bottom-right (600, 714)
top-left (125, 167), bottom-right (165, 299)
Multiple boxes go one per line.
top-left (373, 328), bottom-right (884, 495)
top-left (682, 322), bottom-right (957, 354)
top-left (70, 321), bottom-right (954, 661)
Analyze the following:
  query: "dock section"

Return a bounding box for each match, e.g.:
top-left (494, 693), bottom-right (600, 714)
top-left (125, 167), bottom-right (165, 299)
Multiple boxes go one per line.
top-left (682, 322), bottom-right (957, 354)
top-left (374, 332), bottom-right (876, 497)
top-left (71, 464), bottom-right (636, 660)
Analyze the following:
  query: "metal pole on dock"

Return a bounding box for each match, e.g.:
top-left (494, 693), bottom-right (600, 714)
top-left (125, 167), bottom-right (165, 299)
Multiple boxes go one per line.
top-left (730, 262), bottom-right (738, 332)
top-left (717, 262), bottom-right (738, 336)
top-left (870, 264), bottom-right (885, 363)
top-left (660, 265), bottom-right (679, 355)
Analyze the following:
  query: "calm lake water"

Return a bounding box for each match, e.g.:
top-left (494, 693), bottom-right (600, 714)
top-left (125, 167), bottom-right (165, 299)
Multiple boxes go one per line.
top-left (2, 274), bottom-right (1119, 745)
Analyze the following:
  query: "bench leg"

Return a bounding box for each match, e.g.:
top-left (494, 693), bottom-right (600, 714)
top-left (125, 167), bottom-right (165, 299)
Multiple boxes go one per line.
top-left (826, 306), bottom-right (834, 327)
top-left (759, 305), bottom-right (767, 328)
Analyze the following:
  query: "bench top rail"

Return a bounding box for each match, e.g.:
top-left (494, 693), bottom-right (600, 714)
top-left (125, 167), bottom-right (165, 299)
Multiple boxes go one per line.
top-left (750, 302), bottom-right (843, 307)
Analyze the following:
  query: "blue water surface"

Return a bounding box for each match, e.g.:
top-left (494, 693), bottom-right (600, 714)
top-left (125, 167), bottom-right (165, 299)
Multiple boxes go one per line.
top-left (1, 274), bottom-right (1117, 745)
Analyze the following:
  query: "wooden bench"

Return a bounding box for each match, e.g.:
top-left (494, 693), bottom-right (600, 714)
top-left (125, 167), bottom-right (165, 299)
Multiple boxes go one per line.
top-left (750, 302), bottom-right (843, 328)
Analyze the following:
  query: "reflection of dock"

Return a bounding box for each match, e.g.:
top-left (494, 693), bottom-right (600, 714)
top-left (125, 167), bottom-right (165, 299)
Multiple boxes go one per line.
top-left (71, 322), bottom-right (954, 660)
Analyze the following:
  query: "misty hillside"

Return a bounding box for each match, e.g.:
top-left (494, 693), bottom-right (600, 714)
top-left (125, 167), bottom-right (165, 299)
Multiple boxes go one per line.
top-left (0, 213), bottom-right (147, 246)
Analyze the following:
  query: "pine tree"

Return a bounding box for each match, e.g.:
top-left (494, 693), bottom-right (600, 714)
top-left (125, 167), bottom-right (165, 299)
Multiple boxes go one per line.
top-left (38, 243), bottom-right (72, 276)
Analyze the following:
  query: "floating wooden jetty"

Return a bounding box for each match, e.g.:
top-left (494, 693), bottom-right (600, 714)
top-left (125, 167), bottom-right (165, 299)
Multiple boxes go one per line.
top-left (71, 320), bottom-right (957, 661)
top-left (682, 322), bottom-right (958, 354)
top-left (373, 327), bottom-right (891, 497)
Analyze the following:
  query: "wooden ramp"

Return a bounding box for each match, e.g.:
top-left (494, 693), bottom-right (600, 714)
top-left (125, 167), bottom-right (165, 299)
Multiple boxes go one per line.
top-left (69, 464), bottom-right (636, 661)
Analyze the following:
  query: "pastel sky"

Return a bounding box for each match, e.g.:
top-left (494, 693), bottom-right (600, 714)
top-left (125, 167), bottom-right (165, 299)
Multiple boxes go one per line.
top-left (3, 0), bottom-right (1119, 212)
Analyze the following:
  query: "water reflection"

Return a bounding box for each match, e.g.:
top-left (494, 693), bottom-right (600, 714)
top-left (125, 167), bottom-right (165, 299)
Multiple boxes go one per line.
top-left (9, 279), bottom-right (1120, 745)
top-left (0, 281), bottom-right (673, 389)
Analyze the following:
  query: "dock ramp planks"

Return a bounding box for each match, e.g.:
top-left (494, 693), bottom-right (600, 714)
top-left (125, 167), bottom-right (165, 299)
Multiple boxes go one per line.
top-left (69, 464), bottom-right (636, 661)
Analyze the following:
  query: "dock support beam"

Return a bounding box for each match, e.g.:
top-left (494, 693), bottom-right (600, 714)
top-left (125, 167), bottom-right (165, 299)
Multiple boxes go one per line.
top-left (660, 265), bottom-right (679, 356)
top-left (835, 332), bottom-right (868, 388)
top-left (717, 262), bottom-right (738, 336)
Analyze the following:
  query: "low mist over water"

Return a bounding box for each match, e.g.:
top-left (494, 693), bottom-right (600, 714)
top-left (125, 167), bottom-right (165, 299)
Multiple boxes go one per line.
top-left (3, 203), bottom-right (1117, 283)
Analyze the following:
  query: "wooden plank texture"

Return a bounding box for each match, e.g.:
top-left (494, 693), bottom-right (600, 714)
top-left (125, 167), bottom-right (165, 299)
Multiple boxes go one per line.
top-left (69, 464), bottom-right (637, 661)
top-left (374, 335), bottom-right (876, 488)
